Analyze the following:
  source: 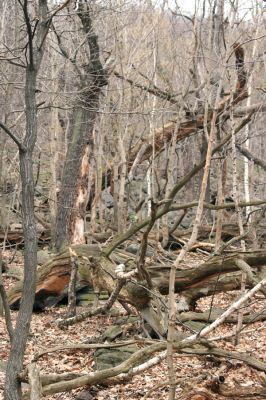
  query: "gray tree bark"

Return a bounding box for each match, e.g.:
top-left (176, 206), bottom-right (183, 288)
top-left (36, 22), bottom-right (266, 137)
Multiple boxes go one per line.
top-left (2, 1), bottom-right (62, 398)
top-left (54, 4), bottom-right (108, 251)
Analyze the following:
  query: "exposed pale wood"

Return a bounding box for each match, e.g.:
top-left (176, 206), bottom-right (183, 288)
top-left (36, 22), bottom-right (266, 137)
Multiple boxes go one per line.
top-left (7, 245), bottom-right (266, 314)
top-left (20, 340), bottom-right (266, 397)
top-left (28, 363), bottom-right (42, 400)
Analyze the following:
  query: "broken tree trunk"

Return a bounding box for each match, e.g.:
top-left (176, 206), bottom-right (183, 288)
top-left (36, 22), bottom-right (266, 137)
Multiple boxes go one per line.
top-left (8, 245), bottom-right (266, 312)
top-left (53, 4), bottom-right (108, 251)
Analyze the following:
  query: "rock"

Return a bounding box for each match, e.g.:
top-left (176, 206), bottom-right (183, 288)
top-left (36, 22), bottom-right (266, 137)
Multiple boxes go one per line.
top-left (102, 325), bottom-right (123, 341)
top-left (125, 244), bottom-right (139, 254)
top-left (94, 345), bottom-right (138, 371)
top-left (126, 244), bottom-right (154, 257)
top-left (184, 320), bottom-right (208, 332)
top-left (115, 315), bottom-right (139, 325)
top-left (37, 250), bottom-right (51, 265)
top-left (101, 189), bottom-right (114, 209)
top-left (75, 390), bottom-right (95, 400)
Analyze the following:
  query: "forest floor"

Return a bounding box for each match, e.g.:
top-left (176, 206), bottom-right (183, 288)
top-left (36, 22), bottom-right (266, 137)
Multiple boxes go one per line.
top-left (0, 250), bottom-right (265, 400)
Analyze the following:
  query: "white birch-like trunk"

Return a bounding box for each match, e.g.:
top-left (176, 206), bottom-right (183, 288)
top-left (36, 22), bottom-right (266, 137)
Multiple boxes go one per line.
top-left (243, 17), bottom-right (261, 217)
top-left (117, 134), bottom-right (127, 233)
top-left (230, 106), bottom-right (246, 344)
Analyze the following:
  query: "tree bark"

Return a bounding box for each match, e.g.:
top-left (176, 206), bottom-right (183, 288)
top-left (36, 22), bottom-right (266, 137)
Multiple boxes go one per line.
top-left (7, 245), bottom-right (266, 312)
top-left (3, 1), bottom-right (62, 398)
top-left (4, 59), bottom-right (38, 400)
top-left (54, 4), bottom-right (107, 251)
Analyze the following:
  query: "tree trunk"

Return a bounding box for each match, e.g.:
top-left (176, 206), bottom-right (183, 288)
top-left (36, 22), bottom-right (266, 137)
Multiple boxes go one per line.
top-left (8, 245), bottom-right (266, 311)
top-left (4, 1), bottom-right (53, 398)
top-left (54, 4), bottom-right (107, 251)
top-left (5, 77), bottom-right (38, 400)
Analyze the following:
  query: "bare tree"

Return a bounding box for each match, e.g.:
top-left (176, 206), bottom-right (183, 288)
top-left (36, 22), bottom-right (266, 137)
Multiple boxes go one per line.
top-left (53, 3), bottom-right (108, 251)
top-left (0, 1), bottom-right (70, 398)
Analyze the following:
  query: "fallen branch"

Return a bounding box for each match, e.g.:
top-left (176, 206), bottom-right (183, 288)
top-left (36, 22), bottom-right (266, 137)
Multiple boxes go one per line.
top-left (57, 274), bottom-right (126, 327)
top-left (179, 309), bottom-right (266, 324)
top-left (219, 385), bottom-right (266, 398)
top-left (8, 246), bottom-right (266, 312)
top-left (21, 339), bottom-right (266, 397)
top-left (28, 362), bottom-right (41, 400)
top-left (181, 342), bottom-right (266, 372)
top-left (235, 259), bottom-right (266, 297)
top-left (186, 276), bottom-right (266, 341)
top-left (34, 339), bottom-right (150, 360)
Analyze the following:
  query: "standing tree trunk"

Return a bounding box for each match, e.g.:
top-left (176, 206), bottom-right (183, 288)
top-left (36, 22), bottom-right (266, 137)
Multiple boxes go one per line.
top-left (2, 2), bottom-right (67, 398)
top-left (54, 4), bottom-right (108, 251)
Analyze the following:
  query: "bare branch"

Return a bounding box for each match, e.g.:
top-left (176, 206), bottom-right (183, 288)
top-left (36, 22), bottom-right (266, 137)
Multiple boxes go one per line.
top-left (0, 121), bottom-right (26, 152)
top-left (187, 276), bottom-right (266, 341)
top-left (237, 144), bottom-right (266, 171)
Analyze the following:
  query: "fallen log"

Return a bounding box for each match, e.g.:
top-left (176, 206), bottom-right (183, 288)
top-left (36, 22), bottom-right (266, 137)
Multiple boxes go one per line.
top-left (20, 340), bottom-right (266, 397)
top-left (8, 245), bottom-right (266, 313)
top-left (0, 229), bottom-right (50, 246)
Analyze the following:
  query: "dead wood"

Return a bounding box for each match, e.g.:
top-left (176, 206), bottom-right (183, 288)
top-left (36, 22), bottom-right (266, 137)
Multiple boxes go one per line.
top-left (7, 245), bottom-right (266, 314)
top-left (87, 42), bottom-right (249, 207)
top-left (57, 275), bottom-right (127, 328)
top-left (34, 339), bottom-right (149, 360)
top-left (103, 113), bottom-right (257, 256)
top-left (218, 385), bottom-right (266, 398)
top-left (181, 343), bottom-right (266, 372)
top-left (28, 341), bottom-right (168, 396)
top-left (28, 363), bottom-right (41, 400)
top-left (179, 309), bottom-right (266, 324)
top-left (0, 229), bottom-right (50, 246)
top-left (21, 340), bottom-right (266, 397)
top-left (67, 248), bottom-right (78, 317)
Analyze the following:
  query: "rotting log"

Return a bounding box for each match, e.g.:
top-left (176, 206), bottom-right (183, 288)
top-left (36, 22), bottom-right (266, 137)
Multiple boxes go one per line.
top-left (8, 245), bottom-right (151, 311)
top-left (0, 229), bottom-right (50, 246)
top-left (7, 245), bottom-right (266, 312)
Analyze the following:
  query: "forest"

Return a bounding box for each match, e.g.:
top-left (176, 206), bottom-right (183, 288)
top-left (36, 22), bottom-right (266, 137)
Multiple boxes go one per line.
top-left (0, 0), bottom-right (266, 399)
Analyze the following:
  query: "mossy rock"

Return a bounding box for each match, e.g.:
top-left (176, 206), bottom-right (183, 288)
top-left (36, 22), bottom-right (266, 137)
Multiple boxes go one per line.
top-left (37, 250), bottom-right (52, 265)
top-left (94, 345), bottom-right (138, 371)
top-left (184, 320), bottom-right (208, 332)
top-left (115, 315), bottom-right (139, 325)
top-left (102, 325), bottom-right (123, 341)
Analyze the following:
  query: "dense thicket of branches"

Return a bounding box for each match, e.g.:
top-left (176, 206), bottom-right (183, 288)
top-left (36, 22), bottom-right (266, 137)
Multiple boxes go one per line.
top-left (0, 1), bottom-right (266, 399)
